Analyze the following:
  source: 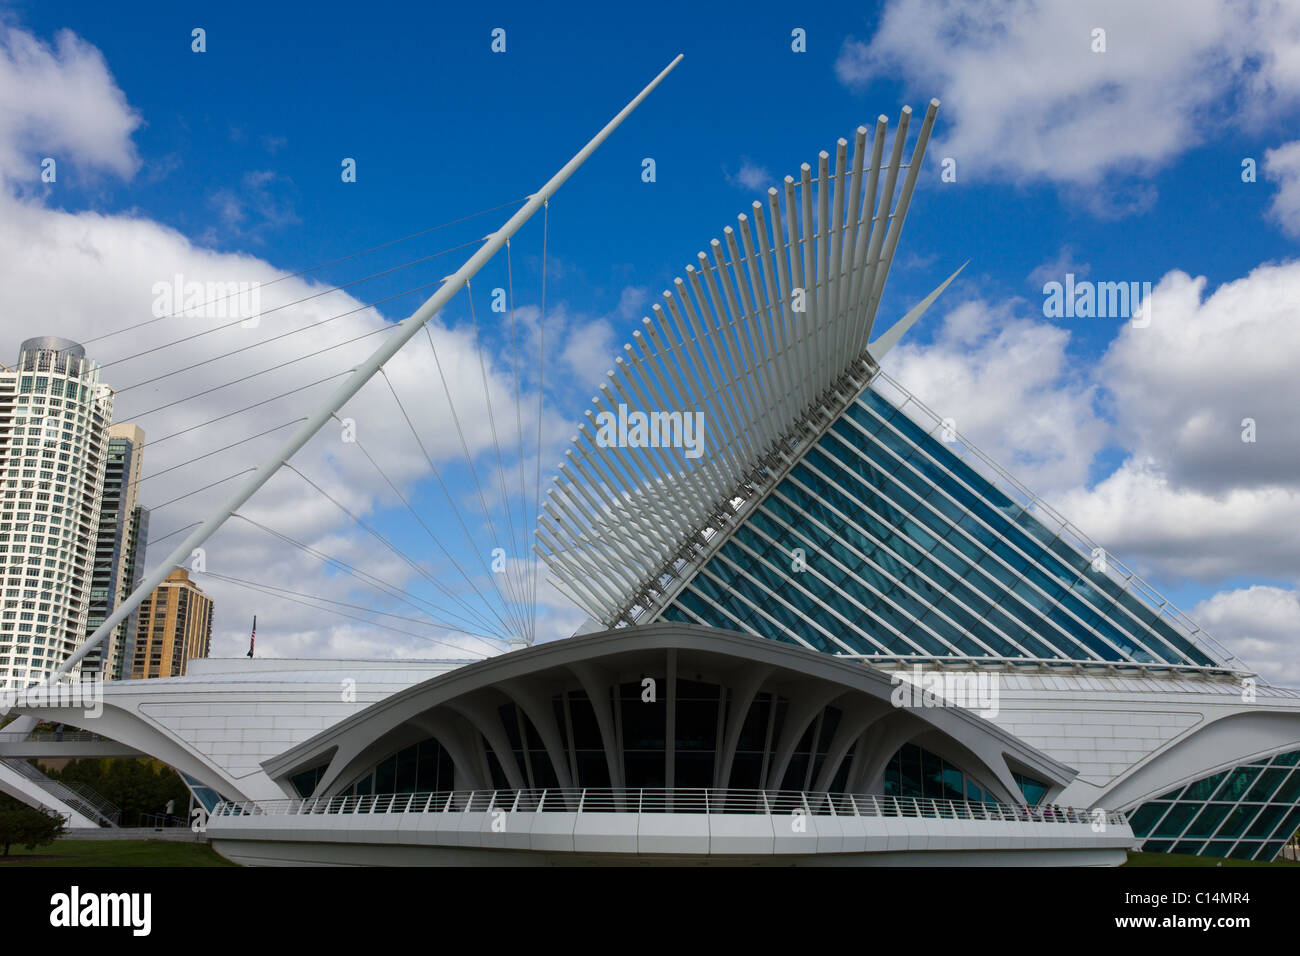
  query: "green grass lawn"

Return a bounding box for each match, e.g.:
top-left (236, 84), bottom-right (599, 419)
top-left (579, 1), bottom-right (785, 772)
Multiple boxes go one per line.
top-left (1124, 850), bottom-right (1298, 867)
top-left (0, 839), bottom-right (237, 867)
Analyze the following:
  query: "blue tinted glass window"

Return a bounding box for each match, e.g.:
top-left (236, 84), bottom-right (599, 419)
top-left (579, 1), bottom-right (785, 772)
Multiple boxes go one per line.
top-left (1215, 804), bottom-right (1263, 840)
top-left (1151, 803), bottom-right (1197, 838)
top-left (1181, 771), bottom-right (1229, 802)
top-left (1128, 802), bottom-right (1170, 838)
top-left (1245, 767), bottom-right (1291, 803)
top-left (1272, 769), bottom-right (1300, 805)
top-left (1012, 772), bottom-right (1050, 806)
top-left (1183, 803), bottom-right (1232, 839)
top-left (1244, 804), bottom-right (1288, 839)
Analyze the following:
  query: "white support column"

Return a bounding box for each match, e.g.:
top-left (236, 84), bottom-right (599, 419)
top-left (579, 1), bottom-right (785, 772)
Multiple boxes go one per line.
top-left (828, 138), bottom-right (849, 363)
top-left (847, 117), bottom-right (889, 326)
top-left (858, 99), bottom-right (941, 357)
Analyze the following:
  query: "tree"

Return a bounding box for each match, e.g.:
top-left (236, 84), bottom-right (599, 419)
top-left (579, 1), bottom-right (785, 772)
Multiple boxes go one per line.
top-left (42, 758), bottom-right (190, 823)
top-left (0, 793), bottom-right (67, 856)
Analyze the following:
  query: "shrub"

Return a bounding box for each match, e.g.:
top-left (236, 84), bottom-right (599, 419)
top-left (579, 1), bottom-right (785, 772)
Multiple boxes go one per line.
top-left (0, 793), bottom-right (67, 856)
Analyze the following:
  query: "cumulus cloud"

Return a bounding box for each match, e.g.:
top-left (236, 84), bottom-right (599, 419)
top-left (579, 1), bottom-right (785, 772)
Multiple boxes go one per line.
top-left (887, 260), bottom-right (1300, 583)
top-left (0, 25), bottom-right (596, 663)
top-left (0, 25), bottom-right (140, 187)
top-left (557, 285), bottom-right (651, 383)
top-left (1052, 460), bottom-right (1300, 582)
top-left (878, 257), bottom-right (1300, 673)
top-left (1191, 586), bottom-right (1300, 685)
top-left (835, 0), bottom-right (1300, 186)
top-left (1264, 140), bottom-right (1300, 237)
top-left (883, 297), bottom-right (1107, 495)
top-left (1100, 263), bottom-right (1300, 495)
top-left (0, 184), bottom-right (577, 658)
top-left (615, 285), bottom-right (649, 318)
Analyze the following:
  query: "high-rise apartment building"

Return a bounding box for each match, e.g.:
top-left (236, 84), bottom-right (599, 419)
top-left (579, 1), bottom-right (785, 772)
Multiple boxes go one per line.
top-left (0, 337), bottom-right (114, 690)
top-left (82, 424), bottom-right (150, 682)
top-left (131, 568), bottom-right (213, 679)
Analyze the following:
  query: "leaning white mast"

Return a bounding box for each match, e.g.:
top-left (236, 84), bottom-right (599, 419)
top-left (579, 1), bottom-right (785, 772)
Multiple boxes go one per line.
top-left (27, 53), bottom-right (684, 693)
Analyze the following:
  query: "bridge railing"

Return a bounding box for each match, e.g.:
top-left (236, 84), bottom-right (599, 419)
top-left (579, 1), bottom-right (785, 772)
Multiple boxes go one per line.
top-left (0, 729), bottom-right (114, 744)
top-left (211, 788), bottom-right (1129, 827)
top-left (0, 756), bottom-right (120, 826)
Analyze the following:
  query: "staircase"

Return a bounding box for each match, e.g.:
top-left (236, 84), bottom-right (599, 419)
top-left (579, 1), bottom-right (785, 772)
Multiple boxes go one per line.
top-left (0, 757), bottom-right (120, 827)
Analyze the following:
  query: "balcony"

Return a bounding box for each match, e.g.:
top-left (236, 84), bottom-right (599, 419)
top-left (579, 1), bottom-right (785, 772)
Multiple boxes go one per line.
top-left (206, 787), bottom-right (1136, 864)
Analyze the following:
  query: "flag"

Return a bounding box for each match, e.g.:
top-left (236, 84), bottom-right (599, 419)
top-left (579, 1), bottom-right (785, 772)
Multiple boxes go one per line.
top-left (247, 615), bottom-right (256, 658)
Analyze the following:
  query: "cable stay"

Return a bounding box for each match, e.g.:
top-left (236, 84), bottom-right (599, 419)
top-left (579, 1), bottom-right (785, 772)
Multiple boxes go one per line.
top-left (33, 56), bottom-right (685, 692)
top-left (85, 196), bottom-right (529, 348)
top-left (340, 421), bottom-right (522, 637)
top-left (193, 569), bottom-right (497, 659)
top-left (280, 462), bottom-right (513, 641)
top-left (230, 514), bottom-right (509, 653)
top-left (377, 366), bottom-right (533, 643)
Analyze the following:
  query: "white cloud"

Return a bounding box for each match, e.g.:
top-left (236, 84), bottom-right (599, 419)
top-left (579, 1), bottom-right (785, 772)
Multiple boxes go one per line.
top-left (615, 285), bottom-right (648, 318)
top-left (0, 26), bottom-right (140, 187)
top-left (1042, 261), bottom-right (1300, 586)
top-left (887, 260), bottom-right (1300, 584)
top-left (1191, 586), bottom-right (1300, 685)
top-left (726, 158), bottom-right (773, 193)
top-left (0, 184), bottom-right (570, 657)
top-left (556, 285), bottom-right (651, 384)
top-left (0, 25), bottom-right (589, 661)
top-left (1264, 140), bottom-right (1300, 237)
top-left (835, 0), bottom-right (1300, 185)
top-left (1100, 263), bottom-right (1300, 494)
top-left (1051, 460), bottom-right (1300, 581)
top-left (884, 297), bottom-right (1107, 495)
top-left (559, 312), bottom-right (616, 380)
top-left (879, 258), bottom-right (1300, 676)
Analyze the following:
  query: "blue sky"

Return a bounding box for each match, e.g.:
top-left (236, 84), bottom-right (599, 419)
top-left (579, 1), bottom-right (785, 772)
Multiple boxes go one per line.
top-left (17, 0), bottom-right (1287, 326)
top-left (2, 0), bottom-right (1299, 679)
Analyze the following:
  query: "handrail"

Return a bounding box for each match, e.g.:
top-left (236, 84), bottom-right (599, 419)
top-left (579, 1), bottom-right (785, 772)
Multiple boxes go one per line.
top-left (210, 788), bottom-right (1129, 827)
top-left (0, 756), bottom-right (120, 826)
top-left (0, 730), bottom-right (116, 743)
top-left (841, 654), bottom-right (1249, 680)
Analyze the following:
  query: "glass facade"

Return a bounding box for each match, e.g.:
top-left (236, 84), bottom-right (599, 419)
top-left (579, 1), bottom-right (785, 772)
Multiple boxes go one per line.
top-left (333, 727), bottom-right (1028, 816)
top-left (1012, 771), bottom-right (1050, 806)
top-left (877, 745), bottom-right (1046, 805)
top-left (339, 681), bottom-right (891, 796)
top-left (180, 772), bottom-right (229, 813)
top-left (884, 743), bottom-right (988, 802)
top-left (343, 738), bottom-right (457, 797)
top-left (1127, 749), bottom-right (1300, 861)
top-left (662, 384), bottom-right (1218, 669)
top-left (82, 427), bottom-right (147, 682)
top-left (291, 763), bottom-right (329, 798)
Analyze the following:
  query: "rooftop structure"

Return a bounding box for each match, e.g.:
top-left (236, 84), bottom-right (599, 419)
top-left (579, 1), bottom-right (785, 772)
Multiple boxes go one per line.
top-left (1, 82), bottom-right (1296, 865)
